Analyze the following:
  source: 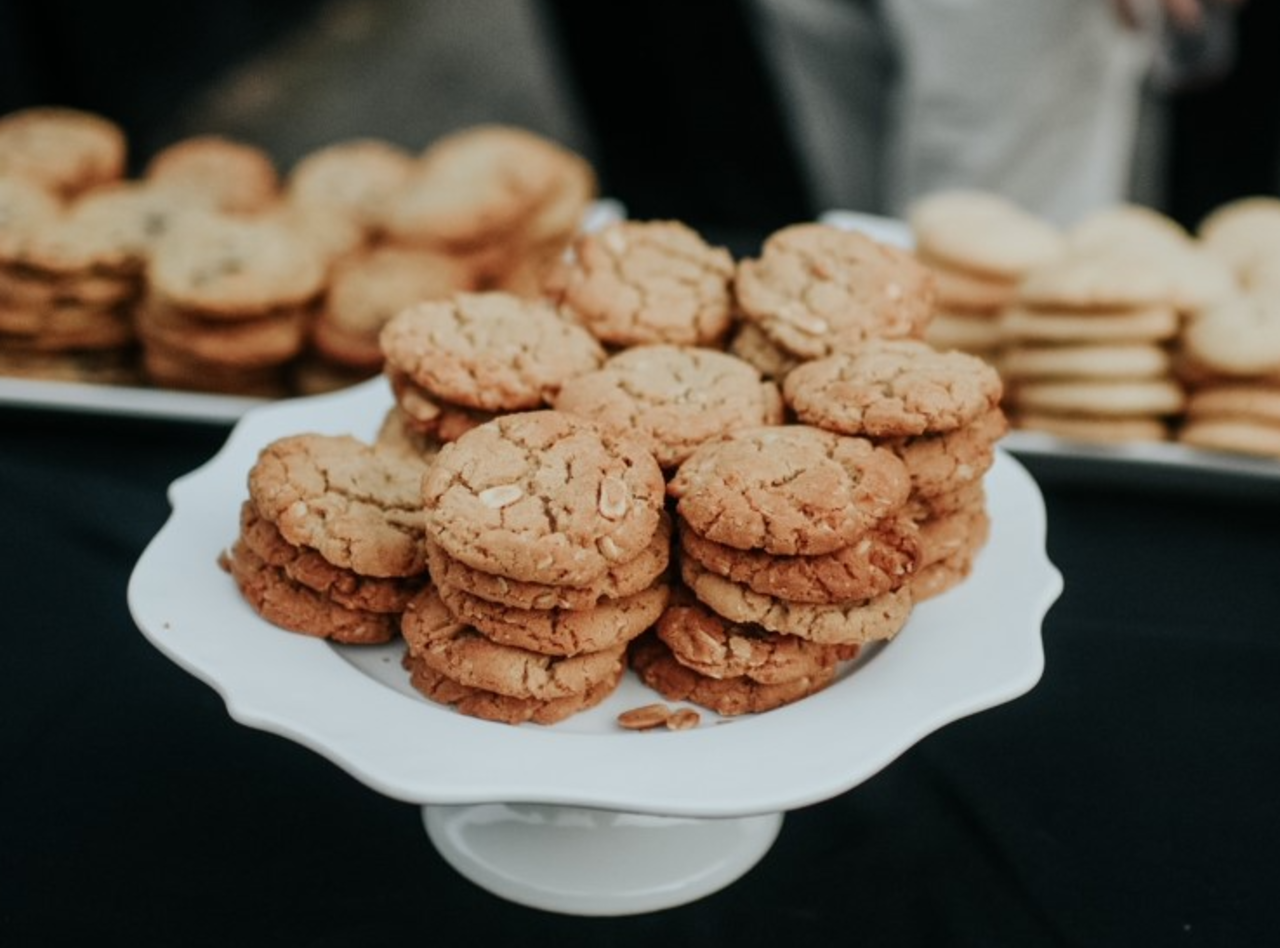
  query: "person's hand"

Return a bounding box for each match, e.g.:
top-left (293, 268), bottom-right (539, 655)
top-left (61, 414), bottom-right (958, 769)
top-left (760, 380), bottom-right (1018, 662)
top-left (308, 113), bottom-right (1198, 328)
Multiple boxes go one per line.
top-left (1111, 0), bottom-right (1245, 32)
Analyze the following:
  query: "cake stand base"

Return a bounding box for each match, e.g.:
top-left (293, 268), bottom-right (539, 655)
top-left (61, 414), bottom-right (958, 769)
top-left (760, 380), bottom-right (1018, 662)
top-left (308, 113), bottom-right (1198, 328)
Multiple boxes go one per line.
top-left (422, 803), bottom-right (784, 916)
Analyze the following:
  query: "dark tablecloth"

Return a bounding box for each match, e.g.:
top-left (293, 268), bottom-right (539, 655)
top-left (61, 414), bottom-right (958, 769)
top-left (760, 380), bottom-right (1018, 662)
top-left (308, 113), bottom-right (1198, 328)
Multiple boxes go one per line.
top-left (3, 403), bottom-right (1278, 948)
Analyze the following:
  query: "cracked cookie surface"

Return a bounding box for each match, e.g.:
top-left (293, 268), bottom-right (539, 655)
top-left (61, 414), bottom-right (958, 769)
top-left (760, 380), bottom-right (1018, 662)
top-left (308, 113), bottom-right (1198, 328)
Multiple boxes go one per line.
top-left (667, 425), bottom-right (910, 556)
top-left (247, 432), bottom-right (429, 578)
top-left (551, 344), bottom-right (784, 469)
top-left (733, 223), bottom-right (936, 359)
top-left (379, 291), bottom-right (605, 412)
top-left (549, 219), bottom-right (735, 347)
top-left (422, 410), bottom-right (666, 586)
top-left (782, 339), bottom-right (1003, 438)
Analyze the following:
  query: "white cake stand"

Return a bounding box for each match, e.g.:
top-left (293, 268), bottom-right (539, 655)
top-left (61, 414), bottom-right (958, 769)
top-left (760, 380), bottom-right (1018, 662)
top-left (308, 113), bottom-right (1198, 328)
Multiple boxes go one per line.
top-left (128, 378), bottom-right (1062, 916)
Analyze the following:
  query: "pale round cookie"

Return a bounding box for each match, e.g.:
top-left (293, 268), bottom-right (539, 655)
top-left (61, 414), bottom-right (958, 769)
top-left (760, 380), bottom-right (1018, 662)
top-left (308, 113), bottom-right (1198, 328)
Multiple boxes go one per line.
top-left (1178, 418), bottom-right (1280, 458)
top-left (147, 209), bottom-right (327, 317)
top-left (910, 542), bottom-right (983, 603)
top-left (423, 410), bottom-right (666, 587)
top-left (782, 339), bottom-right (1003, 438)
top-left (999, 304), bottom-right (1180, 344)
top-left (403, 654), bottom-right (623, 725)
top-left (1185, 383), bottom-right (1280, 424)
top-left (424, 510), bottom-right (671, 612)
top-left (317, 245), bottom-right (474, 369)
top-left (1198, 196), bottom-right (1280, 281)
top-left (916, 502), bottom-right (991, 568)
top-left (679, 555), bottom-right (914, 645)
top-left (924, 310), bottom-right (1006, 354)
top-left (916, 250), bottom-right (1020, 313)
top-left (135, 297), bottom-right (311, 368)
top-left (437, 579), bottom-right (669, 657)
top-left (907, 188), bottom-right (1063, 280)
top-left (734, 223), bottom-right (936, 359)
top-left (248, 432), bottom-right (430, 578)
top-left (656, 599), bottom-right (853, 684)
top-left (1017, 250), bottom-right (1174, 311)
top-left (143, 135), bottom-right (280, 213)
top-left (0, 106), bottom-right (126, 197)
top-left (400, 586), bottom-right (628, 700)
top-left (1181, 295), bottom-right (1280, 377)
top-left (629, 632), bottom-right (838, 716)
top-left (284, 137), bottom-right (416, 227)
top-left (679, 513), bottom-right (921, 604)
top-left (1066, 202), bottom-right (1192, 255)
top-left (0, 174), bottom-right (62, 260)
top-left (668, 425), bottom-right (911, 556)
top-left (1012, 378), bottom-right (1185, 417)
top-left (726, 320), bottom-right (801, 382)
top-left (379, 291), bottom-right (606, 412)
top-left (551, 344), bottom-right (784, 469)
top-left (372, 405), bottom-right (445, 468)
top-left (219, 540), bottom-right (398, 644)
top-left (998, 342), bottom-right (1173, 380)
top-left (549, 219), bottom-right (736, 347)
top-left (1013, 411), bottom-right (1170, 444)
top-left (237, 501), bottom-right (425, 613)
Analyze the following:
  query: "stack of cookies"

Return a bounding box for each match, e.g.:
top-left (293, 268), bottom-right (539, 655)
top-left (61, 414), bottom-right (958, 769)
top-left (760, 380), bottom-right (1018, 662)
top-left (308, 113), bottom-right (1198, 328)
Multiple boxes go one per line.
top-left (1175, 294), bottom-right (1280, 459)
top-left (377, 124), bottom-right (597, 297)
top-left (137, 209), bottom-right (328, 397)
top-left (377, 289), bottom-right (606, 442)
top-left (546, 218), bottom-right (737, 348)
top-left (782, 339), bottom-right (1006, 601)
top-left (221, 432), bottom-right (433, 644)
top-left (907, 189), bottom-right (1064, 362)
top-left (406, 410), bottom-right (670, 725)
top-left (649, 425), bottom-right (920, 715)
top-left (998, 248), bottom-right (1186, 443)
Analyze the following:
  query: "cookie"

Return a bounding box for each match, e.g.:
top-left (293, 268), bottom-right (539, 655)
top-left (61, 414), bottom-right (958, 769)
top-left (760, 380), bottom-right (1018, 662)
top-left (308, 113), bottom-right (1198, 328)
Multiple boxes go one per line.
top-left (143, 134), bottom-right (279, 213)
top-left (679, 555), bottom-right (914, 645)
top-left (907, 188), bottom-right (1064, 281)
top-left (0, 174), bottom-right (63, 261)
top-left (547, 219), bottom-right (736, 347)
top-left (917, 251), bottom-right (1021, 313)
top-left (781, 339), bottom-right (1003, 438)
top-left (423, 510), bottom-right (671, 612)
top-left (669, 425), bottom-right (910, 556)
top-left (422, 410), bottom-right (666, 587)
top-left (916, 501), bottom-right (991, 569)
top-left (436, 579), bottom-right (669, 656)
top-left (315, 245), bottom-right (475, 370)
top-left (923, 310), bottom-right (1005, 355)
top-left (656, 598), bottom-right (855, 684)
top-left (219, 539), bottom-right (398, 644)
top-left (248, 432), bottom-right (430, 578)
top-left (1011, 379), bottom-right (1185, 418)
top-left (734, 223), bottom-right (936, 359)
top-left (140, 341), bottom-right (291, 398)
top-left (629, 632), bottom-right (837, 716)
top-left (1177, 417), bottom-right (1280, 458)
top-left (726, 320), bottom-right (801, 382)
top-left (237, 501), bottom-right (425, 613)
top-left (400, 586), bottom-right (627, 700)
top-left (284, 137), bottom-right (416, 229)
top-left (378, 291), bottom-right (605, 412)
top-left (1012, 411), bottom-right (1171, 444)
top-left (147, 209), bottom-right (327, 318)
top-left (550, 344), bottom-right (784, 469)
top-left (678, 513), bottom-right (920, 604)
top-left (998, 342), bottom-right (1173, 381)
top-left (1181, 295), bottom-right (1280, 378)
top-left (884, 406), bottom-right (1007, 497)
top-left (0, 298), bottom-right (134, 351)
top-left (1016, 250), bottom-right (1174, 311)
top-left (403, 653), bottom-right (622, 726)
top-left (998, 304), bottom-right (1180, 344)
top-left (372, 405), bottom-right (445, 468)
top-left (1197, 196), bottom-right (1280, 283)
top-left (135, 294), bottom-right (311, 368)
top-left (1066, 202), bottom-right (1192, 256)
top-left (0, 106), bottom-right (126, 197)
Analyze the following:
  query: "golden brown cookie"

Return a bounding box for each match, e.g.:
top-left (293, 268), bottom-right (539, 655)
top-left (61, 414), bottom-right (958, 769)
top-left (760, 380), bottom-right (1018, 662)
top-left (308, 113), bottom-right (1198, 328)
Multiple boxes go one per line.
top-left (678, 513), bottom-right (920, 604)
top-left (679, 555), bottom-right (914, 645)
top-left (629, 632), bottom-right (837, 716)
top-left (143, 135), bottom-right (279, 213)
top-left (548, 219), bottom-right (736, 347)
top-left (219, 539), bottom-right (398, 644)
top-left (422, 410), bottom-right (666, 587)
top-left (781, 339), bottom-right (1003, 438)
top-left (907, 188), bottom-right (1064, 281)
top-left (734, 223), bottom-right (936, 359)
top-left (0, 106), bottom-right (126, 197)
top-left (135, 294), bottom-right (311, 368)
top-left (551, 344), bottom-right (784, 470)
top-left (887, 407), bottom-right (1007, 500)
top-left (667, 425), bottom-right (910, 556)
top-left (248, 432), bottom-right (430, 578)
top-left (284, 137), bottom-right (416, 230)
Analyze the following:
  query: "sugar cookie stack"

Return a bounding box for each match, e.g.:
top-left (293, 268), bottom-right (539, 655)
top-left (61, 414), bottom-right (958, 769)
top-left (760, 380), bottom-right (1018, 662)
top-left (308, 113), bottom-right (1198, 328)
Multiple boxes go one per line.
top-left (378, 290), bottom-right (606, 442)
top-left (782, 339), bottom-right (1006, 601)
top-left (221, 432), bottom-right (432, 644)
top-left (138, 209), bottom-right (328, 397)
top-left (999, 243), bottom-right (1186, 443)
top-left (408, 410), bottom-right (670, 724)
top-left (907, 189), bottom-right (1064, 363)
top-left (647, 425), bottom-right (919, 716)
